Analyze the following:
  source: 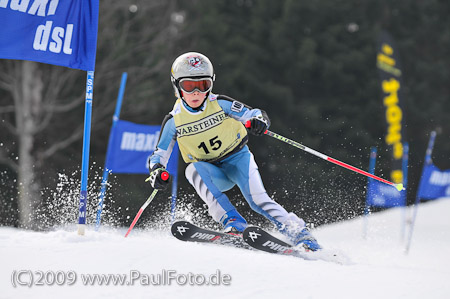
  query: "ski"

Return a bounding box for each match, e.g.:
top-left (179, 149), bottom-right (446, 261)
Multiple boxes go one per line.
top-left (243, 226), bottom-right (349, 264)
top-left (171, 221), bottom-right (253, 250)
top-left (243, 226), bottom-right (306, 257)
top-left (171, 221), bottom-right (349, 264)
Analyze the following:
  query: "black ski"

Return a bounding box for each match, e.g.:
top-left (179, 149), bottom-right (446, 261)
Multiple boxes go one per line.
top-left (171, 220), bottom-right (252, 250)
top-left (243, 226), bottom-right (347, 264)
top-left (171, 221), bottom-right (348, 264)
top-left (243, 226), bottom-right (308, 258)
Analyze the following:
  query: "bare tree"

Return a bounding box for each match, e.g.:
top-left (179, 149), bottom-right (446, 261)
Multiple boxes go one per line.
top-left (0, 0), bottom-right (185, 228)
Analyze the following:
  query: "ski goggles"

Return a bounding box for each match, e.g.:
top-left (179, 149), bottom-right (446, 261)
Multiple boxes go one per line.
top-left (179, 78), bottom-right (213, 94)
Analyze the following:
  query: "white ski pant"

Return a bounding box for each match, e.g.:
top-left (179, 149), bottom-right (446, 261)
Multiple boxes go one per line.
top-left (185, 146), bottom-right (305, 229)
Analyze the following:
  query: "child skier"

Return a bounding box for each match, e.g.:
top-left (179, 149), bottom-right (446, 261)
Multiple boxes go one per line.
top-left (148, 52), bottom-right (321, 251)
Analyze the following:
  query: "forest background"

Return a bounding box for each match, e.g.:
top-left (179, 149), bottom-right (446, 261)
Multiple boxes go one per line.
top-left (1, 0), bottom-right (448, 229)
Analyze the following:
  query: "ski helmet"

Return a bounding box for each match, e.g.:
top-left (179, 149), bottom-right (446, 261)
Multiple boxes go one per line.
top-left (170, 52), bottom-right (215, 107)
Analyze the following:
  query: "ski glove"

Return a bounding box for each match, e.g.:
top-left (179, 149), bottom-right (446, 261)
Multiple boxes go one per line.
top-left (247, 111), bottom-right (270, 136)
top-left (147, 163), bottom-right (170, 190)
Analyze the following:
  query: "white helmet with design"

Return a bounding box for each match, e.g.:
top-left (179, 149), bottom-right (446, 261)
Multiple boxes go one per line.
top-left (170, 52), bottom-right (215, 106)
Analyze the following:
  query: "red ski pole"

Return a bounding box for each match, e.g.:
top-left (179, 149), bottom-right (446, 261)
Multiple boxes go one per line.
top-left (245, 121), bottom-right (404, 191)
top-left (125, 171), bottom-right (170, 237)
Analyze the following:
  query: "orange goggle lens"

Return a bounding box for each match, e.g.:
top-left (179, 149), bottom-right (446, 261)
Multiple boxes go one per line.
top-left (179, 78), bottom-right (212, 93)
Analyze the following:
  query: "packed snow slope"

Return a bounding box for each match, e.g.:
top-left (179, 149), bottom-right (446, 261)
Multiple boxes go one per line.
top-left (1, 198), bottom-right (450, 299)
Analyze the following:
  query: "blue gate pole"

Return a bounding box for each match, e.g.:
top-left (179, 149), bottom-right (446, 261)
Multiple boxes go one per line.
top-left (400, 142), bottom-right (409, 240)
top-left (77, 71), bottom-right (95, 235)
top-left (168, 144), bottom-right (179, 224)
top-left (170, 165), bottom-right (178, 224)
top-left (363, 147), bottom-right (377, 239)
top-left (95, 72), bottom-right (128, 231)
top-left (405, 131), bottom-right (436, 254)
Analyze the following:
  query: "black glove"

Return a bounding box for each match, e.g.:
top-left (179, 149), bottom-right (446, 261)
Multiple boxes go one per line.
top-left (148, 163), bottom-right (170, 190)
top-left (247, 112), bottom-right (270, 136)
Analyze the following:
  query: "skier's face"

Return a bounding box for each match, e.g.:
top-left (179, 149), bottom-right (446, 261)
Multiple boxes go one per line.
top-left (182, 90), bottom-right (207, 108)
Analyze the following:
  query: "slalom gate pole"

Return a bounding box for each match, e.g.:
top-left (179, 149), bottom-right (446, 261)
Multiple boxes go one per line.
top-left (405, 131), bottom-right (436, 254)
top-left (125, 171), bottom-right (170, 237)
top-left (170, 169), bottom-right (178, 224)
top-left (246, 122), bottom-right (404, 191)
top-left (95, 72), bottom-right (128, 231)
top-left (363, 147), bottom-right (377, 239)
top-left (77, 71), bottom-right (95, 236)
top-left (400, 142), bottom-right (409, 241)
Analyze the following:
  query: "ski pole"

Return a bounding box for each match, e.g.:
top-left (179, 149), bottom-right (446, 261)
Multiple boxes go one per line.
top-left (124, 189), bottom-right (158, 237)
top-left (245, 122), bottom-right (404, 191)
top-left (125, 171), bottom-right (170, 237)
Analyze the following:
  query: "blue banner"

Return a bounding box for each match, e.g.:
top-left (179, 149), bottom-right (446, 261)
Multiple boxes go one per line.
top-left (0, 0), bottom-right (99, 70)
top-left (367, 179), bottom-right (406, 207)
top-left (366, 143), bottom-right (408, 208)
top-left (417, 163), bottom-right (450, 200)
top-left (107, 120), bottom-right (178, 175)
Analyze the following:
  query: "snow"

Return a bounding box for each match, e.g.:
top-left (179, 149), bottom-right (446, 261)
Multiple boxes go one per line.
top-left (1, 198), bottom-right (450, 299)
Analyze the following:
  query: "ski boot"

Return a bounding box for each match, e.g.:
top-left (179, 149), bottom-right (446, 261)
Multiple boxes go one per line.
top-left (220, 209), bottom-right (248, 234)
top-left (293, 227), bottom-right (322, 251)
top-left (279, 213), bottom-right (321, 251)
